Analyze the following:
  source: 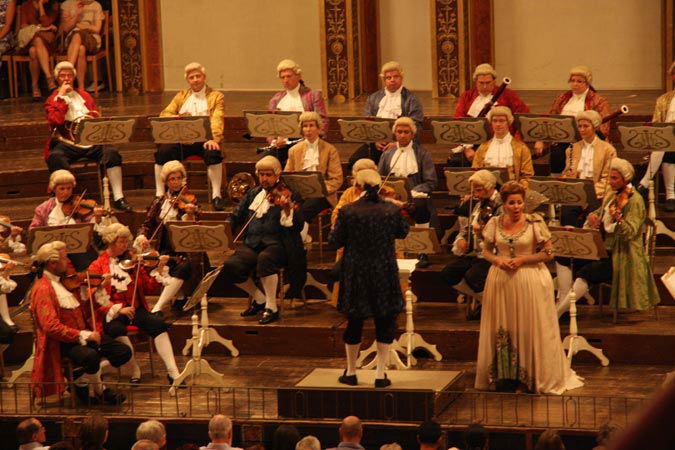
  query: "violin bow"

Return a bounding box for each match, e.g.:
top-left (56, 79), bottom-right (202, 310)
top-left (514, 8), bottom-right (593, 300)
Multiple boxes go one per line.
top-left (378, 147), bottom-right (406, 194)
top-left (146, 184), bottom-right (188, 245)
top-left (232, 186), bottom-right (273, 244)
top-left (63, 188), bottom-right (88, 224)
top-left (85, 271), bottom-right (97, 332)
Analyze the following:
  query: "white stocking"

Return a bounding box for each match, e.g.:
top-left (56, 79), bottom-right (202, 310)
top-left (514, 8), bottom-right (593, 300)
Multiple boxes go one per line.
top-left (154, 332), bottom-right (180, 379)
top-left (0, 294), bottom-right (15, 326)
top-left (640, 151), bottom-right (665, 188)
top-left (345, 343), bottom-right (360, 376)
top-left (116, 335), bottom-right (141, 379)
top-left (152, 277), bottom-right (184, 313)
top-left (106, 166), bottom-right (124, 201)
top-left (154, 164), bottom-right (165, 197)
top-left (301, 222), bottom-right (311, 243)
top-left (376, 341), bottom-right (390, 380)
top-left (662, 162), bottom-right (675, 200)
top-left (260, 274), bottom-right (278, 312)
top-left (555, 263), bottom-right (573, 302)
top-left (207, 163), bottom-right (223, 199)
top-left (235, 278), bottom-right (265, 304)
top-left (557, 278), bottom-right (589, 318)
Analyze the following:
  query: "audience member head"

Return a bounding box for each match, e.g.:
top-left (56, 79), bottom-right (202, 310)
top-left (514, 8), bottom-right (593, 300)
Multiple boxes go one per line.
top-left (79, 414), bottom-right (109, 450)
top-left (271, 424), bottom-right (301, 450)
top-left (48, 441), bottom-right (75, 450)
top-left (136, 420), bottom-right (166, 449)
top-left (339, 416), bottom-right (363, 443)
top-left (295, 435), bottom-right (321, 450)
top-left (380, 444), bottom-right (402, 450)
top-left (208, 415), bottom-right (233, 444)
top-left (418, 420), bottom-right (442, 448)
top-left (132, 440), bottom-right (160, 450)
top-left (17, 418), bottom-right (45, 445)
top-left (464, 423), bottom-right (489, 450)
top-left (534, 430), bottom-right (565, 450)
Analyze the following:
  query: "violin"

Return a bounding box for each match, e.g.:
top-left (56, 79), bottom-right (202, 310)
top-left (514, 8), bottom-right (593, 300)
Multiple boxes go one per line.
top-left (267, 182), bottom-right (299, 211)
top-left (119, 250), bottom-right (184, 271)
top-left (173, 190), bottom-right (198, 211)
top-left (61, 267), bottom-right (105, 291)
top-left (62, 195), bottom-right (98, 220)
top-left (610, 185), bottom-right (632, 222)
top-left (0, 254), bottom-right (32, 270)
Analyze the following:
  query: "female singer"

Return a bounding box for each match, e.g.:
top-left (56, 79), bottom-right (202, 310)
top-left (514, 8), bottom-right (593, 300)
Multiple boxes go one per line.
top-left (475, 181), bottom-right (583, 394)
top-left (89, 223), bottom-right (181, 384)
top-left (557, 159), bottom-right (660, 317)
top-left (135, 160), bottom-right (197, 314)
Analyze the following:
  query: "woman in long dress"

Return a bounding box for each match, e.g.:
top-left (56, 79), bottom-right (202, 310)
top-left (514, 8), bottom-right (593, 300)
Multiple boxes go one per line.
top-left (475, 181), bottom-right (584, 394)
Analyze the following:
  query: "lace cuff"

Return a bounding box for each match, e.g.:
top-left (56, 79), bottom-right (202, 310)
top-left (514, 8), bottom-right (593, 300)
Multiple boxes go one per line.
top-left (150, 266), bottom-right (171, 286)
top-left (0, 276), bottom-right (17, 294)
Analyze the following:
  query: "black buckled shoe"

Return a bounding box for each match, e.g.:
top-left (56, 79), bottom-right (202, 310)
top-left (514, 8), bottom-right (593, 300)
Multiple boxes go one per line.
top-left (113, 198), bottom-right (133, 212)
top-left (240, 301), bottom-right (266, 317)
top-left (212, 196), bottom-right (225, 211)
top-left (102, 388), bottom-right (126, 405)
top-left (167, 374), bottom-right (187, 389)
top-left (259, 308), bottom-right (279, 325)
top-left (374, 373), bottom-right (391, 388)
top-left (338, 369), bottom-right (358, 386)
top-left (417, 253), bottom-right (430, 268)
top-left (73, 384), bottom-right (98, 405)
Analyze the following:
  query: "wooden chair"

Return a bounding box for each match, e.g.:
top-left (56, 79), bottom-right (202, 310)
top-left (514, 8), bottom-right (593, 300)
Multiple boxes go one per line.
top-left (1, 52), bottom-right (15, 97)
top-left (11, 47), bottom-right (56, 98)
top-left (56, 10), bottom-right (112, 96)
top-left (315, 208), bottom-right (332, 262)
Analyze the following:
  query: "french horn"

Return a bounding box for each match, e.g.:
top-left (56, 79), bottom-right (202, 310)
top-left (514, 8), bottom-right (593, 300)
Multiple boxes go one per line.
top-left (56, 114), bottom-right (95, 149)
top-left (227, 172), bottom-right (256, 203)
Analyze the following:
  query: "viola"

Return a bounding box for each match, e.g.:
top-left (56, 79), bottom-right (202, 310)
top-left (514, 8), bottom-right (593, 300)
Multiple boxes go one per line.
top-left (62, 195), bottom-right (98, 220)
top-left (266, 182), bottom-right (299, 211)
top-left (61, 267), bottom-right (105, 291)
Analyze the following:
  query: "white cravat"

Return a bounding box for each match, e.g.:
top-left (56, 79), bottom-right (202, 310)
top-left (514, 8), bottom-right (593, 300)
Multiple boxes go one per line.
top-left (467, 93), bottom-right (493, 118)
top-left (48, 199), bottom-right (76, 226)
top-left (277, 85), bottom-right (304, 112)
top-left (302, 139), bottom-right (320, 171)
top-left (561, 89), bottom-right (588, 115)
top-left (376, 86), bottom-right (403, 119)
top-left (159, 195), bottom-right (179, 223)
top-left (45, 271), bottom-right (80, 309)
top-left (484, 133), bottom-right (514, 167)
top-left (249, 189), bottom-right (271, 218)
top-left (666, 95), bottom-right (675, 122)
top-left (179, 86), bottom-right (209, 116)
top-left (391, 142), bottom-right (418, 177)
top-left (578, 138), bottom-right (596, 179)
top-left (109, 255), bottom-right (132, 293)
top-left (59, 90), bottom-right (91, 121)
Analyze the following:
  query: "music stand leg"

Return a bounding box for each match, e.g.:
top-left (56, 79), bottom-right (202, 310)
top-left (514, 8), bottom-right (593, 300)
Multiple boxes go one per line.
top-left (7, 345), bottom-right (34, 388)
top-left (182, 296), bottom-right (239, 357)
top-left (305, 272), bottom-right (332, 299)
top-left (561, 263), bottom-right (609, 367)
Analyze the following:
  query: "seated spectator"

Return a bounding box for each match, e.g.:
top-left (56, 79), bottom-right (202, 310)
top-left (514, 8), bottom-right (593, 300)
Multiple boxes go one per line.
top-left (59, 0), bottom-right (104, 89)
top-left (200, 415), bottom-right (242, 450)
top-left (534, 430), bottom-right (565, 450)
top-left (17, 418), bottom-right (49, 450)
top-left (271, 425), bottom-right (300, 450)
top-left (136, 420), bottom-right (166, 450)
top-left (295, 436), bottom-right (320, 450)
top-left (379, 445), bottom-right (402, 450)
top-left (417, 421), bottom-right (442, 450)
top-left (326, 416), bottom-right (364, 450)
top-left (132, 441), bottom-right (160, 450)
top-left (79, 414), bottom-right (108, 450)
top-left (463, 424), bottom-right (489, 450)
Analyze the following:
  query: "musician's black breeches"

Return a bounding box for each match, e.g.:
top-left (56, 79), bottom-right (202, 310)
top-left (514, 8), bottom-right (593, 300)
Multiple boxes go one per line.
top-left (0, 318), bottom-right (16, 344)
top-left (302, 197), bottom-right (332, 224)
top-left (155, 143), bottom-right (223, 165)
top-left (442, 256), bottom-right (490, 293)
top-left (61, 336), bottom-right (131, 374)
top-left (168, 258), bottom-right (192, 281)
top-left (47, 141), bottom-right (122, 171)
top-left (411, 198), bottom-right (432, 224)
top-left (576, 257), bottom-right (613, 285)
top-left (221, 244), bottom-right (287, 283)
top-left (103, 308), bottom-right (169, 339)
top-left (343, 314), bottom-right (398, 345)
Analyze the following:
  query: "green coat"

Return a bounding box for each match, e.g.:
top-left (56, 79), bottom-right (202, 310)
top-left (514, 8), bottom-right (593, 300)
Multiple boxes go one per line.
top-left (596, 191), bottom-right (660, 310)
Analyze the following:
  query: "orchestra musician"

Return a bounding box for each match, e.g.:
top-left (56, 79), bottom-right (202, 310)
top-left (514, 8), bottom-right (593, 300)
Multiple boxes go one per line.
top-left (556, 158), bottom-right (660, 318)
top-left (223, 156), bottom-right (306, 325)
top-left (636, 60), bottom-right (675, 212)
top-left (155, 62), bottom-right (226, 211)
top-left (555, 110), bottom-right (617, 306)
top-left (45, 61), bottom-right (132, 212)
top-left (452, 63), bottom-right (530, 164)
top-left (347, 61), bottom-right (424, 167)
top-left (135, 160), bottom-right (197, 314)
top-left (441, 170), bottom-right (502, 299)
top-left (88, 223), bottom-right (182, 384)
top-left (30, 169), bottom-right (104, 271)
top-left (472, 106), bottom-right (534, 189)
top-left (329, 168), bottom-right (409, 388)
top-left (0, 256), bottom-right (18, 343)
top-left (0, 214), bottom-right (26, 256)
top-left (262, 59), bottom-right (327, 167)
top-left (31, 241), bottom-right (130, 405)
top-left (378, 117), bottom-right (439, 267)
top-left (534, 66), bottom-right (611, 173)
top-left (285, 111), bottom-right (343, 244)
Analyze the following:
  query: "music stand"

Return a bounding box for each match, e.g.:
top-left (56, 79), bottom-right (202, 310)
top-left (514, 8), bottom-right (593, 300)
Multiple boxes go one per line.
top-left (618, 122), bottom-right (675, 221)
top-left (281, 171), bottom-right (328, 201)
top-left (337, 117), bottom-right (395, 142)
top-left (77, 117), bottom-right (137, 201)
top-left (29, 223), bottom-right (94, 254)
top-left (244, 110), bottom-right (301, 138)
top-left (529, 177), bottom-right (596, 225)
top-left (430, 117), bottom-right (491, 145)
top-left (550, 227), bottom-right (609, 366)
top-left (515, 114), bottom-right (580, 143)
top-left (149, 116), bottom-right (212, 144)
top-left (357, 228), bottom-right (443, 370)
top-left (382, 177), bottom-right (413, 203)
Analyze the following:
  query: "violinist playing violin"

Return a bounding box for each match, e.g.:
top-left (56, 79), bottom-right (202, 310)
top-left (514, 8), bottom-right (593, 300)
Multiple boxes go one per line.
top-left (441, 170), bottom-right (502, 303)
top-left (87, 223), bottom-right (182, 385)
top-left (30, 169), bottom-right (105, 270)
top-left (0, 255), bottom-right (19, 344)
top-left (0, 215), bottom-right (27, 257)
top-left (556, 158), bottom-right (660, 318)
top-left (135, 161), bottom-right (197, 315)
top-left (222, 155), bottom-right (306, 325)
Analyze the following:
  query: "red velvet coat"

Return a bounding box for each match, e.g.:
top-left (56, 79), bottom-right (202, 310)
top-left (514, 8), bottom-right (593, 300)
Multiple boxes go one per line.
top-left (43, 88), bottom-right (100, 159)
top-left (30, 274), bottom-right (91, 398)
top-left (454, 86), bottom-right (530, 118)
